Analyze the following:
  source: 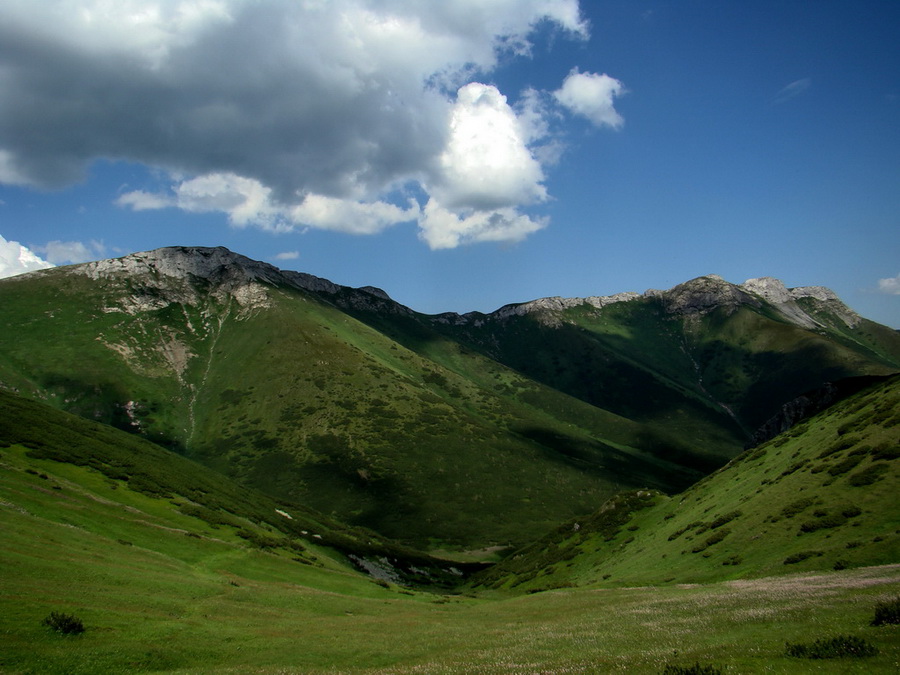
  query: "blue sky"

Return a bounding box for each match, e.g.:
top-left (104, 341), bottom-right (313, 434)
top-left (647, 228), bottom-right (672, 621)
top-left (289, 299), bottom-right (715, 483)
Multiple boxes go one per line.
top-left (1, 0), bottom-right (898, 327)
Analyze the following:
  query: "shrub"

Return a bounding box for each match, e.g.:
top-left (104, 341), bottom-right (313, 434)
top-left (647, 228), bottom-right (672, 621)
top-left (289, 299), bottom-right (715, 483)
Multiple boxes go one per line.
top-left (709, 510), bottom-right (741, 529)
top-left (847, 463), bottom-right (889, 486)
top-left (799, 507), bottom-right (859, 533)
top-left (785, 635), bottom-right (878, 659)
top-left (783, 550), bottom-right (822, 565)
top-left (661, 663), bottom-right (722, 675)
top-left (780, 497), bottom-right (816, 518)
top-left (871, 443), bottom-right (899, 460)
top-left (871, 596), bottom-right (900, 626)
top-left (827, 455), bottom-right (865, 476)
top-left (691, 528), bottom-right (730, 553)
top-left (41, 611), bottom-right (85, 635)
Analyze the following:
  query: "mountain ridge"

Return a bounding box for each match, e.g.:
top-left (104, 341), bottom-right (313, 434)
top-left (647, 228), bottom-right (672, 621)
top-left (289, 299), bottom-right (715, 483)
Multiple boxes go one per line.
top-left (17, 245), bottom-right (861, 332)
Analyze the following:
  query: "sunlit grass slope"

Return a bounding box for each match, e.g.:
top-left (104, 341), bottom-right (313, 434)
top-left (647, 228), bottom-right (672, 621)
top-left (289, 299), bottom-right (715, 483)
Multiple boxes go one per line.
top-left (473, 375), bottom-right (900, 592)
top-left (0, 389), bottom-right (481, 587)
top-left (0, 265), bottom-right (703, 550)
top-left (3, 439), bottom-right (899, 673)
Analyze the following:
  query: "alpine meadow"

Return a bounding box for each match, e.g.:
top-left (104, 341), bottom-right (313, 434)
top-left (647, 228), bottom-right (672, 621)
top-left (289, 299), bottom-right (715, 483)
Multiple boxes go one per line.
top-left (1, 246), bottom-right (899, 674)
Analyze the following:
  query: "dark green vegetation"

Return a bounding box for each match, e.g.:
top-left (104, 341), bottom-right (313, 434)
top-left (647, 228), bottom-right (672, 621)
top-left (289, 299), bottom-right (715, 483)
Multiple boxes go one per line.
top-left (661, 664), bottom-right (723, 675)
top-left (1, 248), bottom-right (899, 552)
top-left (41, 612), bottom-right (85, 636)
top-left (785, 635), bottom-right (879, 659)
top-left (871, 595), bottom-right (900, 625)
top-left (2, 246), bottom-right (900, 672)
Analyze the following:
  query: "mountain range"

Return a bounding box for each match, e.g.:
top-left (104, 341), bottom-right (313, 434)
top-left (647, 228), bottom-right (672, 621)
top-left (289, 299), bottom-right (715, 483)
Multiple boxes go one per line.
top-left (1, 246), bottom-right (898, 551)
top-left (2, 245), bottom-right (899, 673)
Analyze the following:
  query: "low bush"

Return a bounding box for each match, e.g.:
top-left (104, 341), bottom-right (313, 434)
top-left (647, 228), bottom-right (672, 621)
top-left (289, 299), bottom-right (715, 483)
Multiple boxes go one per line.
top-left (709, 510), bottom-right (741, 529)
top-left (827, 454), bottom-right (866, 476)
top-left (872, 443), bottom-right (900, 460)
top-left (847, 463), bottom-right (889, 486)
top-left (661, 663), bottom-right (722, 675)
top-left (780, 497), bottom-right (815, 518)
top-left (783, 550), bottom-right (822, 565)
top-left (41, 611), bottom-right (85, 635)
top-left (785, 635), bottom-right (878, 659)
top-left (871, 596), bottom-right (900, 626)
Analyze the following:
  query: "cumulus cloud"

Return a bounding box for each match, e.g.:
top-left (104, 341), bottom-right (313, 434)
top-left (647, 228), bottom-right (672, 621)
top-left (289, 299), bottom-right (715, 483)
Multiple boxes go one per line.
top-left (430, 83), bottom-right (548, 211)
top-left (418, 199), bottom-right (546, 249)
top-left (877, 274), bottom-right (900, 295)
top-left (553, 68), bottom-right (625, 129)
top-left (0, 234), bottom-right (54, 278)
top-left (273, 251), bottom-right (299, 261)
top-left (0, 1), bottom-right (622, 248)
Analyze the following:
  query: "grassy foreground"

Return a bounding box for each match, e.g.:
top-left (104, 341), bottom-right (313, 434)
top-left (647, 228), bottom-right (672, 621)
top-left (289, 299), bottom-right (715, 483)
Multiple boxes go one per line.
top-left (2, 442), bottom-right (899, 674)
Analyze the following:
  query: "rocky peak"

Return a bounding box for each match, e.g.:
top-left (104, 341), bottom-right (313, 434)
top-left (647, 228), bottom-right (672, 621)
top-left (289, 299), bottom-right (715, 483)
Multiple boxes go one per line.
top-left (741, 277), bottom-right (860, 329)
top-left (658, 275), bottom-right (760, 316)
top-left (81, 246), bottom-right (280, 286)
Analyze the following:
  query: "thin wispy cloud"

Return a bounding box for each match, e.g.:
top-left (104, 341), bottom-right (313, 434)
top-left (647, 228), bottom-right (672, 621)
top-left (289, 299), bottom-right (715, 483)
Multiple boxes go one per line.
top-left (773, 78), bottom-right (812, 105)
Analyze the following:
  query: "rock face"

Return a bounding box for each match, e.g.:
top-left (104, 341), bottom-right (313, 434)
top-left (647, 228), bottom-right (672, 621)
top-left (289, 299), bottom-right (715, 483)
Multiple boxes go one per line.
top-left (740, 276), bottom-right (861, 329)
top-left (659, 275), bottom-right (760, 316)
top-left (73, 246), bottom-right (410, 316)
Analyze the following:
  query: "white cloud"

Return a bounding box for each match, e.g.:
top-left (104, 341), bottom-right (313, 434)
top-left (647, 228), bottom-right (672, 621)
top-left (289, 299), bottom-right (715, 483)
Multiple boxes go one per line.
top-left (877, 274), bottom-right (900, 295)
top-left (430, 83), bottom-right (548, 211)
top-left (1, 1), bottom-right (627, 249)
top-left (0, 234), bottom-right (54, 278)
top-left (118, 174), bottom-right (419, 234)
top-left (274, 251), bottom-right (299, 261)
top-left (553, 68), bottom-right (625, 129)
top-left (115, 190), bottom-right (175, 211)
top-left (418, 199), bottom-right (546, 249)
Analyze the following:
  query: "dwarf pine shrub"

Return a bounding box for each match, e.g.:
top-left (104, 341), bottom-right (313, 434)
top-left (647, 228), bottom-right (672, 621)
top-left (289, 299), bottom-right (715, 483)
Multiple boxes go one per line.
top-left (785, 635), bottom-right (878, 659)
top-left (41, 611), bottom-right (85, 635)
top-left (871, 596), bottom-right (900, 626)
top-left (661, 662), bottom-right (722, 675)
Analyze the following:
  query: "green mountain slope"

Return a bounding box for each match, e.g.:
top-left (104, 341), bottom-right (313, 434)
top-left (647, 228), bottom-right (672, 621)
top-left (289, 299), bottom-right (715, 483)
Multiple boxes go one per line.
top-left (3, 401), bottom-right (900, 673)
top-left (424, 276), bottom-right (900, 458)
top-left (472, 375), bottom-right (900, 592)
top-left (0, 388), bottom-right (481, 586)
top-left (1, 249), bottom-right (898, 552)
top-left (0, 249), bottom-right (699, 549)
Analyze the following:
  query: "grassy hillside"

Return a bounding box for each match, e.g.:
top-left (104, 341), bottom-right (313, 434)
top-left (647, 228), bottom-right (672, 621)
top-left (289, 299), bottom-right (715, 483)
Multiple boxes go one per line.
top-left (472, 375), bottom-right (900, 592)
top-left (2, 421), bottom-right (899, 673)
top-left (2, 253), bottom-right (899, 553)
top-left (434, 297), bottom-right (900, 453)
top-left (0, 262), bottom-right (702, 550)
top-left (0, 389), bottom-right (481, 587)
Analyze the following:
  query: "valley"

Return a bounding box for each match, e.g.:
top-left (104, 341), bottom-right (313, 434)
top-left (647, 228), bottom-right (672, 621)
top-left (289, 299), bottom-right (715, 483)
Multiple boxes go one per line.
top-left (1, 246), bottom-right (899, 673)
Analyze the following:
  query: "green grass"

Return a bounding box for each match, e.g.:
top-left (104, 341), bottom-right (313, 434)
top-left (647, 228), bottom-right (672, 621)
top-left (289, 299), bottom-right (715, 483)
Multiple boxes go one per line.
top-left (0, 264), bottom-right (715, 550)
top-left (471, 375), bottom-right (900, 592)
top-left (3, 444), bottom-right (899, 674)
